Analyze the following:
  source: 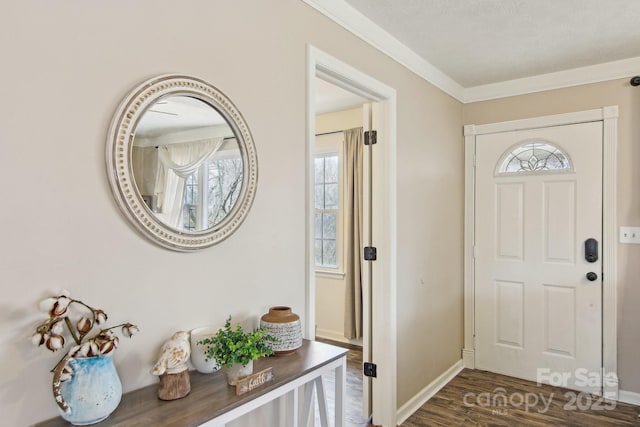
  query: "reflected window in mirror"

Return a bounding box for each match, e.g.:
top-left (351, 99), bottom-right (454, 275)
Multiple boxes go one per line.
top-left (131, 96), bottom-right (244, 233)
top-left (180, 153), bottom-right (243, 232)
top-left (107, 75), bottom-right (258, 251)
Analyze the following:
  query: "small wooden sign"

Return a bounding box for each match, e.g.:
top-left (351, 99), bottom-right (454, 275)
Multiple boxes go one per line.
top-left (235, 367), bottom-right (274, 396)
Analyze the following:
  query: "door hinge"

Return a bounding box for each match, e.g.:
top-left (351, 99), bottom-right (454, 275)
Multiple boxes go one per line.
top-left (363, 362), bottom-right (377, 378)
top-left (364, 246), bottom-right (377, 261)
top-left (364, 130), bottom-right (377, 145)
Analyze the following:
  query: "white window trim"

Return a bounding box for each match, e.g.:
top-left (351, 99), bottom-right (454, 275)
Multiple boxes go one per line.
top-left (315, 269), bottom-right (346, 280)
top-left (314, 141), bottom-right (346, 275)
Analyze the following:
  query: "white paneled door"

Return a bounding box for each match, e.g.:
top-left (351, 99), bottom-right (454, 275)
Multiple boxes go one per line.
top-left (475, 121), bottom-right (603, 394)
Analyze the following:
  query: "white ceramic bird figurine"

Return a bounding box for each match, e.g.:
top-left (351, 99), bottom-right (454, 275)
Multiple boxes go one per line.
top-left (151, 331), bottom-right (191, 376)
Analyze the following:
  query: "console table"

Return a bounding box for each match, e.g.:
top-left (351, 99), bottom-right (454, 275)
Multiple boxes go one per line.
top-left (36, 340), bottom-right (347, 427)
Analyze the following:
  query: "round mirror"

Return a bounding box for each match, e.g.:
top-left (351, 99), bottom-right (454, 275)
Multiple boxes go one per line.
top-left (106, 75), bottom-right (257, 251)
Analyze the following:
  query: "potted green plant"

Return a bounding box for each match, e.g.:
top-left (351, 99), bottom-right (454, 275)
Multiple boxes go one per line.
top-left (198, 316), bottom-right (278, 385)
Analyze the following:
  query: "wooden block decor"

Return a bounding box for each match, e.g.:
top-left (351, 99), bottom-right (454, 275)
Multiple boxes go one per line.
top-left (157, 370), bottom-right (191, 400)
top-left (235, 367), bottom-right (274, 396)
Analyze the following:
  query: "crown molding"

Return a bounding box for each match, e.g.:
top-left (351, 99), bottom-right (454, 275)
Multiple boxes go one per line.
top-left (302, 0), bottom-right (640, 104)
top-left (301, 0), bottom-right (466, 101)
top-left (464, 56), bottom-right (640, 102)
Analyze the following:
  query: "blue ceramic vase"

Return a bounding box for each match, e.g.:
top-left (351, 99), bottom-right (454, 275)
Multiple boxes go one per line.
top-left (54, 355), bottom-right (122, 425)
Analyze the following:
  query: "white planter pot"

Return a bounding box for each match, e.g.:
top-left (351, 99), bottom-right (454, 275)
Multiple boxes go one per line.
top-left (224, 360), bottom-right (253, 385)
top-left (189, 326), bottom-right (221, 374)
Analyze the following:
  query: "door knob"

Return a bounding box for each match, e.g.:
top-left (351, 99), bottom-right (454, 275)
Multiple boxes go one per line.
top-left (586, 272), bottom-right (598, 281)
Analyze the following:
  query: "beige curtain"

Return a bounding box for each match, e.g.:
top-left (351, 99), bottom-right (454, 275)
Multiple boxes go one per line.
top-left (155, 138), bottom-right (224, 228)
top-left (344, 127), bottom-right (364, 340)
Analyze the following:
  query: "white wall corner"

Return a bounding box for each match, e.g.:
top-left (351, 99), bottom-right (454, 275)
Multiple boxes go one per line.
top-left (396, 360), bottom-right (464, 425)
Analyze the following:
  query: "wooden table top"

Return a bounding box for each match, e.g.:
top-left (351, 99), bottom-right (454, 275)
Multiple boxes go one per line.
top-left (36, 339), bottom-right (348, 427)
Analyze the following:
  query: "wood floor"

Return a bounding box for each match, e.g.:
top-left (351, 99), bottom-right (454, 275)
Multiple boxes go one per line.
top-left (402, 369), bottom-right (640, 426)
top-left (315, 338), bottom-right (370, 427)
top-left (315, 341), bottom-right (639, 426)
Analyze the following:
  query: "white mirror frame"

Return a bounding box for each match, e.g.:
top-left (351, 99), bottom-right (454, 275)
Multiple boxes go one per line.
top-left (106, 74), bottom-right (258, 251)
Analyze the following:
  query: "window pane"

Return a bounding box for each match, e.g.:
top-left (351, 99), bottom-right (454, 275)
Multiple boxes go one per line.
top-left (499, 141), bottom-right (572, 174)
top-left (184, 174), bottom-right (197, 205)
top-left (182, 205), bottom-right (196, 231)
top-left (315, 213), bottom-right (323, 239)
top-left (314, 157), bottom-right (325, 183)
top-left (315, 184), bottom-right (325, 209)
top-left (323, 239), bottom-right (337, 267)
top-left (314, 239), bottom-right (323, 265)
top-left (324, 155), bottom-right (338, 183)
top-left (207, 158), bottom-right (243, 227)
top-left (313, 153), bottom-right (340, 269)
top-left (324, 183), bottom-right (338, 209)
top-left (323, 213), bottom-right (336, 239)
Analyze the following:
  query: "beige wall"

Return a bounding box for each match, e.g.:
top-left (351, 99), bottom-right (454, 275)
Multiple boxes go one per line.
top-left (394, 72), bottom-right (465, 406)
top-left (463, 78), bottom-right (640, 393)
top-left (316, 107), bottom-right (363, 134)
top-left (0, 1), bottom-right (464, 425)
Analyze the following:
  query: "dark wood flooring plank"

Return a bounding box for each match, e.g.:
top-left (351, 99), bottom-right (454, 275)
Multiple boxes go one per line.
top-left (402, 369), bottom-right (640, 427)
top-left (315, 343), bottom-right (639, 427)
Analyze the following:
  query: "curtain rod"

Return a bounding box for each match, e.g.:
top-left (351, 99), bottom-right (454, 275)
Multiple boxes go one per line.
top-left (315, 130), bottom-right (343, 137)
top-left (154, 136), bottom-right (235, 148)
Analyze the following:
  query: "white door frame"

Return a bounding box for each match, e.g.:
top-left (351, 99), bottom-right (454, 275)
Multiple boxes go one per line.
top-left (306, 45), bottom-right (398, 426)
top-left (463, 106), bottom-right (619, 399)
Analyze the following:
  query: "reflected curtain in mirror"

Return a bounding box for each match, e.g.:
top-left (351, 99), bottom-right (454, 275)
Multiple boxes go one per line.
top-left (155, 138), bottom-right (225, 229)
top-left (344, 127), bottom-right (364, 340)
top-left (106, 75), bottom-right (257, 251)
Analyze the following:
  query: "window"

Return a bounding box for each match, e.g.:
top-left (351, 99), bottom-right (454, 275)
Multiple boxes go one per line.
top-left (497, 140), bottom-right (573, 175)
top-left (314, 153), bottom-right (339, 268)
top-left (179, 157), bottom-right (243, 231)
top-left (182, 173), bottom-right (198, 231)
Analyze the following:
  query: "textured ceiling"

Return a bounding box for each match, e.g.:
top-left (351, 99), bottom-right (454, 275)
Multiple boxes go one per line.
top-left (343, 0), bottom-right (640, 87)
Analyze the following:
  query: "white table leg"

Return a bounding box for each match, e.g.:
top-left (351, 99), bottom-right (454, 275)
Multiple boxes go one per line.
top-left (334, 358), bottom-right (346, 427)
top-left (280, 387), bottom-right (298, 427)
top-left (315, 377), bottom-right (329, 427)
top-left (300, 382), bottom-right (314, 427)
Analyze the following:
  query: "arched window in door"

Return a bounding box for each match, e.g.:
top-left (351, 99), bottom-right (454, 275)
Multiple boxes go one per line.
top-left (496, 140), bottom-right (573, 175)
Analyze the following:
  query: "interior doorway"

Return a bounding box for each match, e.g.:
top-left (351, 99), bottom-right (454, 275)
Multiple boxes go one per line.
top-left (306, 46), bottom-right (398, 427)
top-left (313, 78), bottom-right (368, 348)
top-left (313, 77), bottom-right (369, 423)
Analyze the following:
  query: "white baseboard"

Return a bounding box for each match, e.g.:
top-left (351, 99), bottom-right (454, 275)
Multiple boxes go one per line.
top-left (396, 359), bottom-right (464, 424)
top-left (315, 328), bottom-right (363, 347)
top-left (316, 328), bottom-right (347, 343)
top-left (618, 390), bottom-right (640, 406)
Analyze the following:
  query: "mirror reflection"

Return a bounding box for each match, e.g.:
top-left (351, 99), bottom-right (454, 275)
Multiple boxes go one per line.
top-left (132, 96), bottom-right (243, 232)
